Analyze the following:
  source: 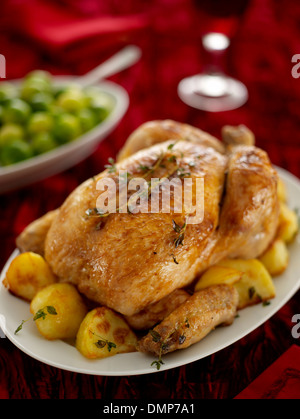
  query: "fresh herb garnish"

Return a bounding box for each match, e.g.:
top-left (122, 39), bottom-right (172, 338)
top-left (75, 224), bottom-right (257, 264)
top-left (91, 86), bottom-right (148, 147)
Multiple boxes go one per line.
top-left (178, 335), bottom-right (186, 345)
top-left (89, 330), bottom-right (117, 352)
top-left (94, 339), bottom-right (117, 352)
top-left (104, 157), bottom-right (116, 173)
top-left (151, 358), bottom-right (165, 370)
top-left (138, 164), bottom-right (150, 172)
top-left (172, 219), bottom-right (187, 248)
top-left (177, 167), bottom-right (191, 178)
top-left (149, 329), bottom-right (166, 370)
top-left (149, 329), bottom-right (161, 342)
top-left (15, 306), bottom-right (57, 335)
top-left (170, 253), bottom-right (179, 264)
top-left (248, 286), bottom-right (256, 300)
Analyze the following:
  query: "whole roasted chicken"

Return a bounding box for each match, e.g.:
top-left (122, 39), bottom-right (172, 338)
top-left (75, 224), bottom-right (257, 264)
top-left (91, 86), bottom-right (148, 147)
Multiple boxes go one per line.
top-left (16, 120), bottom-right (279, 354)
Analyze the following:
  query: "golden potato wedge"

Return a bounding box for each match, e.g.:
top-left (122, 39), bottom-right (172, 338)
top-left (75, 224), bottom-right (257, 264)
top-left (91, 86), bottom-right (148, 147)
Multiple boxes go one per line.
top-left (217, 259), bottom-right (276, 309)
top-left (3, 252), bottom-right (56, 301)
top-left (259, 239), bottom-right (289, 276)
top-left (30, 283), bottom-right (88, 340)
top-left (277, 178), bottom-right (287, 203)
top-left (194, 265), bottom-right (243, 292)
top-left (276, 202), bottom-right (299, 243)
top-left (76, 307), bottom-right (138, 359)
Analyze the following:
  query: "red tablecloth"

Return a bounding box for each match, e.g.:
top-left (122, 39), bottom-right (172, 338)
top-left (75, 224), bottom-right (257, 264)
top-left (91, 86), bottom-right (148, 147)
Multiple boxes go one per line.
top-left (0, 0), bottom-right (300, 400)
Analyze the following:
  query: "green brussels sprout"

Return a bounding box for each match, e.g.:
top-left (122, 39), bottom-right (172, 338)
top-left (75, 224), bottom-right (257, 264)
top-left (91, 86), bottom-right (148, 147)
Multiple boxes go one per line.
top-left (31, 132), bottom-right (57, 155)
top-left (53, 113), bottom-right (81, 144)
top-left (56, 88), bottom-right (87, 113)
top-left (0, 139), bottom-right (32, 166)
top-left (0, 82), bottom-right (18, 104)
top-left (3, 99), bottom-right (31, 124)
top-left (77, 108), bottom-right (97, 132)
top-left (30, 92), bottom-right (53, 112)
top-left (27, 112), bottom-right (54, 134)
top-left (0, 124), bottom-right (25, 146)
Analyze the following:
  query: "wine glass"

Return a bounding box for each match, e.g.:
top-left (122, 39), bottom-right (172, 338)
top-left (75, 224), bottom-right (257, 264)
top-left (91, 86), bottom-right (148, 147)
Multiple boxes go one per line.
top-left (178, 0), bottom-right (251, 112)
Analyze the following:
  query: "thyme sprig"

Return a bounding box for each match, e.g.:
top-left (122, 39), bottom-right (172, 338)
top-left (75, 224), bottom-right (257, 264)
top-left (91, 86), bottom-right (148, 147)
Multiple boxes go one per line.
top-left (89, 330), bottom-right (117, 352)
top-left (172, 219), bottom-right (187, 248)
top-left (15, 306), bottom-right (57, 335)
top-left (149, 317), bottom-right (191, 370)
top-left (104, 157), bottom-right (117, 173)
top-left (86, 144), bottom-right (190, 221)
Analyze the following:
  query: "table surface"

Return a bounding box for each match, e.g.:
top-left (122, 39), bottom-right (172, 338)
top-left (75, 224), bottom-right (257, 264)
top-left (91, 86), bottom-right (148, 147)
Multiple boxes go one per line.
top-left (0, 0), bottom-right (300, 399)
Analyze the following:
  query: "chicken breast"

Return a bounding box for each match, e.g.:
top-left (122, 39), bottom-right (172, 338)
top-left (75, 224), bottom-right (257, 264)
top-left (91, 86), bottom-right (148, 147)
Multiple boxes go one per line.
top-left (137, 284), bottom-right (239, 356)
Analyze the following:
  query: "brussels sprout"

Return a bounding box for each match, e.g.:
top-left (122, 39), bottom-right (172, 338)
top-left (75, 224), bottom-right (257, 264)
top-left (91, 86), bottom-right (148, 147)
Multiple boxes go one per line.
top-left (3, 99), bottom-right (31, 124)
top-left (20, 78), bottom-right (52, 101)
top-left (0, 82), bottom-right (18, 104)
top-left (31, 132), bottom-right (57, 155)
top-left (30, 92), bottom-right (53, 112)
top-left (25, 70), bottom-right (52, 84)
top-left (0, 139), bottom-right (32, 166)
top-left (77, 108), bottom-right (97, 132)
top-left (53, 113), bottom-right (81, 144)
top-left (0, 124), bottom-right (25, 146)
top-left (89, 92), bottom-right (114, 122)
top-left (27, 112), bottom-right (54, 134)
top-left (57, 88), bottom-right (86, 113)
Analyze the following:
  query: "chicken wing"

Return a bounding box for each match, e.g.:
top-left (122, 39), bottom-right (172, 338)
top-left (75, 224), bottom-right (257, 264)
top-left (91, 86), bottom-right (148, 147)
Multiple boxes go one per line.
top-left (137, 284), bottom-right (239, 356)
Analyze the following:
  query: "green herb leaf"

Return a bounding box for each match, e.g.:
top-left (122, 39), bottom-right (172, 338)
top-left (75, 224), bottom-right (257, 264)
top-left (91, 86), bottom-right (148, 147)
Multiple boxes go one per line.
top-left (151, 359), bottom-right (164, 370)
top-left (14, 320), bottom-right (26, 335)
top-left (170, 253), bottom-right (179, 264)
top-left (107, 341), bottom-right (117, 352)
top-left (172, 219), bottom-right (182, 233)
top-left (94, 340), bottom-right (107, 349)
top-left (104, 157), bottom-right (116, 173)
top-left (248, 286), bottom-right (256, 300)
top-left (90, 329), bottom-right (117, 352)
top-left (179, 335), bottom-right (186, 345)
top-left (149, 329), bottom-right (161, 343)
top-left (138, 164), bottom-right (150, 171)
top-left (15, 305), bottom-right (57, 335)
top-left (33, 309), bottom-right (47, 321)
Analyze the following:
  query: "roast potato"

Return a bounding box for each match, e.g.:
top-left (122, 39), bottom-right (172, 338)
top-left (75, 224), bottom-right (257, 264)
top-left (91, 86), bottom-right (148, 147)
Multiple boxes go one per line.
top-left (194, 265), bottom-right (243, 292)
top-left (276, 202), bottom-right (298, 243)
top-left (3, 251), bottom-right (56, 301)
top-left (30, 283), bottom-right (88, 340)
top-left (277, 178), bottom-right (287, 203)
top-left (195, 259), bottom-right (276, 310)
top-left (76, 307), bottom-right (138, 359)
top-left (259, 238), bottom-right (289, 276)
top-left (217, 259), bottom-right (276, 309)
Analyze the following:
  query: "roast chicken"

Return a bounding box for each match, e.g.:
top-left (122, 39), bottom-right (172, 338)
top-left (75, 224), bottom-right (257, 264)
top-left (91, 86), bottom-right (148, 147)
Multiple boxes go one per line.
top-left (16, 120), bottom-right (279, 351)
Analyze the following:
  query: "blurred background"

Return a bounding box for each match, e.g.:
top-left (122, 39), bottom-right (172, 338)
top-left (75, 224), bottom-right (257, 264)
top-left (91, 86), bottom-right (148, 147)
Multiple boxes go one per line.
top-left (1, 0), bottom-right (300, 399)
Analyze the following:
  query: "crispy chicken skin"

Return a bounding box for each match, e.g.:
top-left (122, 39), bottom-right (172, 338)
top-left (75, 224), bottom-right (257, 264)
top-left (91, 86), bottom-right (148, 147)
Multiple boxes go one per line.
top-left (16, 120), bottom-right (279, 318)
top-left (117, 119), bottom-right (225, 160)
top-left (137, 284), bottom-right (239, 356)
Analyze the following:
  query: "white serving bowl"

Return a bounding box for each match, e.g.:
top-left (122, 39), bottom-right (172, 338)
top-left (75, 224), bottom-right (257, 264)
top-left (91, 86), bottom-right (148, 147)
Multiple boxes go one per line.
top-left (0, 76), bottom-right (129, 193)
